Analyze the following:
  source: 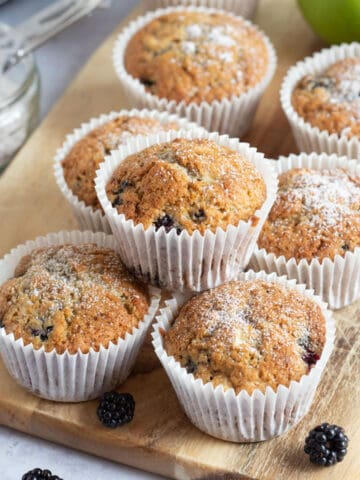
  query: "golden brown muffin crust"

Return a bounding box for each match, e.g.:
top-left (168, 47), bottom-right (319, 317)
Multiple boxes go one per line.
top-left (106, 138), bottom-right (267, 234)
top-left (164, 279), bottom-right (326, 394)
top-left (0, 244), bottom-right (150, 354)
top-left (258, 167), bottom-right (360, 262)
top-left (62, 115), bottom-right (177, 210)
top-left (124, 11), bottom-right (269, 104)
top-left (291, 58), bottom-right (360, 139)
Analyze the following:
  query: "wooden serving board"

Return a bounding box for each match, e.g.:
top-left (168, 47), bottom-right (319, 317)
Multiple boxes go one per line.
top-left (0, 1), bottom-right (359, 479)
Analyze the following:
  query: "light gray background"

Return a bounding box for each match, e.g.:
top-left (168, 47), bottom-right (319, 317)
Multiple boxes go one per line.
top-left (0, 1), bottom-right (165, 478)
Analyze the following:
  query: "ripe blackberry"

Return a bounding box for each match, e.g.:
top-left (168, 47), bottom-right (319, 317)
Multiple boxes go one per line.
top-left (97, 391), bottom-right (135, 428)
top-left (304, 423), bottom-right (349, 466)
top-left (22, 468), bottom-right (63, 480)
top-left (154, 214), bottom-right (182, 234)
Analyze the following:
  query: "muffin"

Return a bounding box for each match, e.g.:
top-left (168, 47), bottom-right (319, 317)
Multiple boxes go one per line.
top-left (0, 244), bottom-right (150, 354)
top-left (164, 279), bottom-right (326, 394)
top-left (113, 7), bottom-right (276, 136)
top-left (143, 0), bottom-right (258, 20)
top-left (281, 42), bottom-right (360, 159)
top-left (62, 114), bottom-right (178, 211)
top-left (258, 167), bottom-right (360, 262)
top-left (0, 231), bottom-right (160, 401)
top-left (105, 137), bottom-right (267, 235)
top-left (54, 109), bottom-right (199, 233)
top-left (124, 11), bottom-right (268, 105)
top-left (95, 130), bottom-right (277, 292)
top-left (291, 58), bottom-right (360, 140)
top-left (250, 152), bottom-right (360, 309)
top-left (152, 269), bottom-right (335, 442)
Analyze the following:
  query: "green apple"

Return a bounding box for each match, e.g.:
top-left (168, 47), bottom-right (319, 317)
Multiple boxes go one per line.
top-left (297, 0), bottom-right (360, 44)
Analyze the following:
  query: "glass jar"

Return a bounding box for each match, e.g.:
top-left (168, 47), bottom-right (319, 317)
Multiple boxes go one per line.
top-left (0, 23), bottom-right (40, 172)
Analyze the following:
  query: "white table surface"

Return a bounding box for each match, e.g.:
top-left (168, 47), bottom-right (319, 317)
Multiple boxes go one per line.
top-left (0, 1), bottom-right (165, 478)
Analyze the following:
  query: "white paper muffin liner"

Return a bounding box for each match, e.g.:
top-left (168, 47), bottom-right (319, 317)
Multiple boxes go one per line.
top-left (152, 269), bottom-right (335, 442)
top-left (141, 0), bottom-right (258, 19)
top-left (281, 42), bottom-right (360, 159)
top-left (249, 152), bottom-right (360, 310)
top-left (113, 6), bottom-right (277, 137)
top-left (95, 129), bottom-right (277, 292)
top-left (54, 109), bottom-right (202, 234)
top-left (0, 230), bottom-right (160, 402)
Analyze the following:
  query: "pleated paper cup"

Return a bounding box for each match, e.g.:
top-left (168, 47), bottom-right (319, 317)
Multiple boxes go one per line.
top-left (250, 152), bottom-right (360, 310)
top-left (113, 6), bottom-right (277, 137)
top-left (141, 0), bottom-right (258, 19)
top-left (54, 109), bottom-right (201, 234)
top-left (152, 269), bottom-right (335, 443)
top-left (95, 129), bottom-right (277, 292)
top-left (0, 230), bottom-right (160, 402)
top-left (281, 42), bottom-right (360, 159)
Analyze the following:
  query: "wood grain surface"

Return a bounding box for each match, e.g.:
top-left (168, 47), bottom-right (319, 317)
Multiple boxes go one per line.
top-left (0, 1), bottom-right (359, 479)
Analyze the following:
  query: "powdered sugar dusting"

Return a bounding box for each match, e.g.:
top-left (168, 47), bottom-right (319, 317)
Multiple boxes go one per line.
top-left (208, 27), bottom-right (236, 47)
top-left (183, 23), bottom-right (237, 49)
top-left (279, 168), bottom-right (360, 229)
top-left (336, 63), bottom-right (360, 103)
top-left (327, 60), bottom-right (360, 115)
top-left (182, 41), bottom-right (196, 55)
top-left (185, 24), bottom-right (202, 39)
top-left (219, 51), bottom-right (234, 63)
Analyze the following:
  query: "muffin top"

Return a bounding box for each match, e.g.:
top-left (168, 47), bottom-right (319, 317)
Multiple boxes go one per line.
top-left (291, 58), bottom-right (360, 139)
top-left (124, 11), bottom-right (269, 104)
top-left (0, 244), bottom-right (150, 354)
top-left (105, 138), bottom-right (267, 234)
top-left (258, 167), bottom-right (360, 262)
top-left (164, 279), bottom-right (326, 394)
top-left (62, 115), bottom-right (177, 210)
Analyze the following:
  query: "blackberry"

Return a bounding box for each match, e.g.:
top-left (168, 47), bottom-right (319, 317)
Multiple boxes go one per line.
top-left (97, 391), bottom-right (135, 428)
top-left (30, 326), bottom-right (54, 342)
top-left (22, 468), bottom-right (63, 480)
top-left (304, 423), bottom-right (349, 466)
top-left (111, 180), bottom-right (131, 208)
top-left (306, 76), bottom-right (334, 91)
top-left (192, 209), bottom-right (206, 223)
top-left (154, 214), bottom-right (182, 234)
top-left (298, 335), bottom-right (320, 368)
top-left (301, 348), bottom-right (320, 367)
top-left (185, 357), bottom-right (197, 374)
top-left (139, 77), bottom-right (155, 87)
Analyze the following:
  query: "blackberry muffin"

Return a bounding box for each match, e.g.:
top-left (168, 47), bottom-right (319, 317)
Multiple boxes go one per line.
top-left (257, 167), bottom-right (360, 262)
top-left (291, 58), bottom-right (360, 139)
top-left (0, 244), bottom-right (150, 354)
top-left (124, 10), bottom-right (269, 104)
top-left (62, 115), bottom-right (178, 211)
top-left (105, 137), bottom-right (267, 235)
top-left (163, 279), bottom-right (326, 394)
